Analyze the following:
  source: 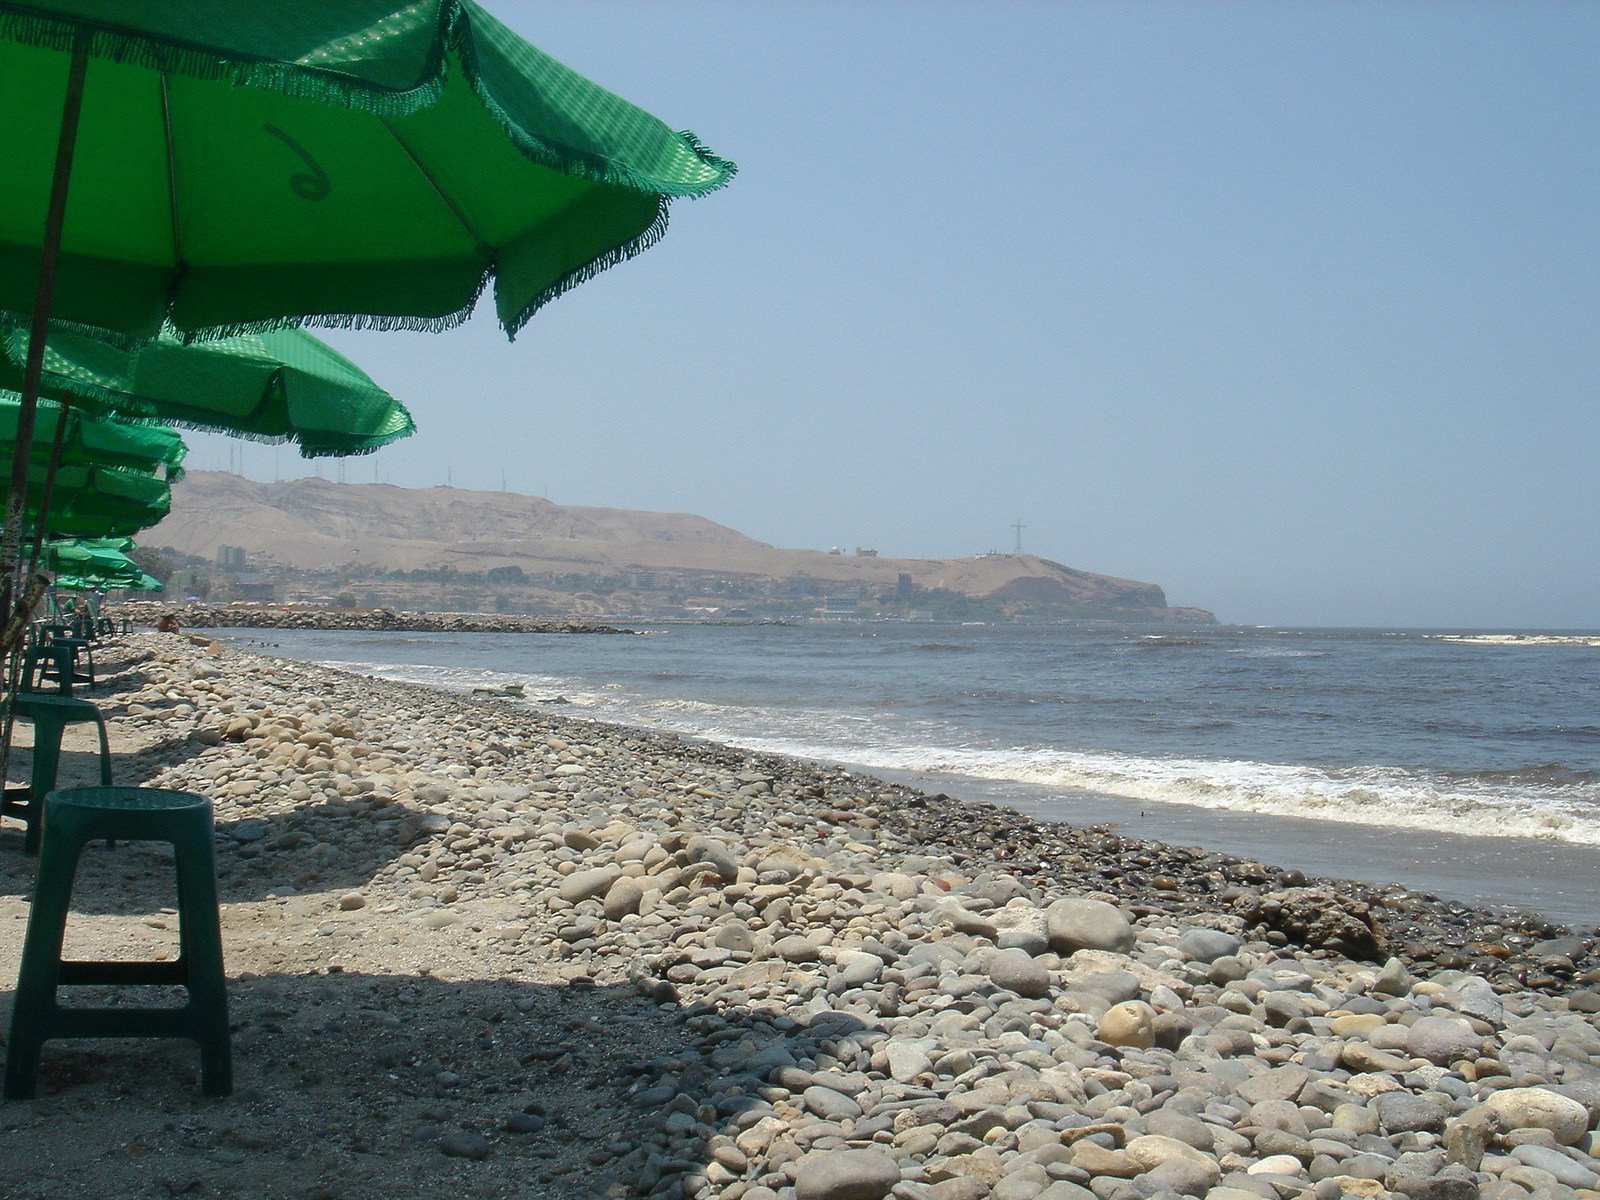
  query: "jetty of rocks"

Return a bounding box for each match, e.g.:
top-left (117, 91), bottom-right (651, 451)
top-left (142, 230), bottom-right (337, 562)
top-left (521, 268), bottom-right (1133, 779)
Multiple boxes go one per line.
top-left (114, 600), bottom-right (628, 634)
top-left (1, 634), bottom-right (1596, 1200)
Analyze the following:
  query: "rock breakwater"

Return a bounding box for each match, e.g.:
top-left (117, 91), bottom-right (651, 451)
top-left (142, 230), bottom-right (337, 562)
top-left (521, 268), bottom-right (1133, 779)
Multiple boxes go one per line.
top-left (114, 600), bottom-right (629, 634)
top-left (1, 635), bottom-right (1597, 1200)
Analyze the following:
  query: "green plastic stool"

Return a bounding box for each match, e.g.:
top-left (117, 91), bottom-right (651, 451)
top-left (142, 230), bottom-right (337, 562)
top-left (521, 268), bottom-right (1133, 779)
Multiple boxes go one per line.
top-left (1, 694), bottom-right (113, 854)
top-left (50, 637), bottom-right (96, 691)
top-left (5, 787), bottom-right (231, 1099)
top-left (21, 643), bottom-right (77, 695)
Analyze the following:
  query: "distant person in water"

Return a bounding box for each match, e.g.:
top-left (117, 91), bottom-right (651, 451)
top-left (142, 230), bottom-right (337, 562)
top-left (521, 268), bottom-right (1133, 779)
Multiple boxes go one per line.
top-left (156, 613), bottom-right (181, 634)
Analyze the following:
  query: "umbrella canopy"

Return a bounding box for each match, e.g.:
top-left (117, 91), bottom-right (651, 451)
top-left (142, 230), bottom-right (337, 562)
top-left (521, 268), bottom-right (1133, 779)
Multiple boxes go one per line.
top-left (0, 326), bottom-right (414, 457)
top-left (20, 461), bottom-right (169, 537)
top-left (0, 1), bottom-right (736, 342)
top-left (43, 535), bottom-right (128, 572)
top-left (44, 537), bottom-right (160, 589)
top-left (51, 568), bottom-right (161, 591)
top-left (0, 395), bottom-right (185, 478)
top-left (0, 401), bottom-right (173, 536)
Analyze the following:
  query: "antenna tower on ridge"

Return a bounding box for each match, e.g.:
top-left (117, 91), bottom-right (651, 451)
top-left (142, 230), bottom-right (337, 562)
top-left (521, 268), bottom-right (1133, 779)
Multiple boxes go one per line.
top-left (1012, 518), bottom-right (1025, 555)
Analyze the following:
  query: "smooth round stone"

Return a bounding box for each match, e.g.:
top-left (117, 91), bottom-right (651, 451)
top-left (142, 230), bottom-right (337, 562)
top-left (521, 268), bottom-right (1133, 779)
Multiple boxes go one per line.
top-left (834, 950), bottom-right (885, 988)
top-left (603, 878), bottom-right (644, 919)
top-left (1373, 1091), bottom-right (1447, 1135)
top-left (1480, 1088), bottom-right (1592, 1145)
top-left (1510, 1143), bottom-right (1600, 1188)
top-left (438, 1131), bottom-right (491, 1160)
top-left (776, 935), bottom-right (822, 964)
top-left (1144, 1109), bottom-right (1214, 1151)
top-left (714, 921), bottom-right (758, 953)
top-left (1145, 1156), bottom-right (1221, 1195)
top-left (1250, 1099), bottom-right (1309, 1137)
top-left (558, 866), bottom-right (620, 904)
top-left (1406, 1015), bottom-right (1481, 1065)
top-left (989, 949), bottom-right (1051, 998)
top-left (1071, 969), bottom-right (1141, 1005)
top-left (1072, 1142), bottom-right (1136, 1178)
top-left (1384, 1151), bottom-right (1477, 1200)
top-left (1046, 898), bottom-right (1135, 955)
top-left (686, 835), bottom-right (741, 881)
top-left (1178, 928), bottom-right (1241, 963)
top-left (1123, 1135), bottom-right (1220, 1187)
top-left (1097, 1001), bottom-right (1156, 1048)
top-left (803, 1086), bottom-right (863, 1122)
top-left (1248, 1154), bottom-right (1305, 1176)
top-left (886, 1040), bottom-right (932, 1083)
top-left (997, 928), bottom-right (1049, 955)
top-left (794, 1148), bottom-right (901, 1200)
top-left (1340, 1041), bottom-right (1409, 1074)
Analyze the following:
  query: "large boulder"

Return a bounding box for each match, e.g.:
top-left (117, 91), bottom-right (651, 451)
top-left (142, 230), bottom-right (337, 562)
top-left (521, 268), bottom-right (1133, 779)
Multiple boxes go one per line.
top-left (795, 1149), bottom-right (902, 1200)
top-left (1477, 1087), bottom-right (1592, 1145)
top-left (1046, 898), bottom-right (1134, 955)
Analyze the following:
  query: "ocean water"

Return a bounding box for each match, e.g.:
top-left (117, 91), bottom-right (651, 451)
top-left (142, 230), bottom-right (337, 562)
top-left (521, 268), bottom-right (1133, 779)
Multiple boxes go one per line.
top-left (218, 623), bottom-right (1600, 925)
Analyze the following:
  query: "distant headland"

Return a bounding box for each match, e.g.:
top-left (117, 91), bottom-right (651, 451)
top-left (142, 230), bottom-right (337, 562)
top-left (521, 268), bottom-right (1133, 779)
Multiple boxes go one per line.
top-left (139, 471), bottom-right (1216, 625)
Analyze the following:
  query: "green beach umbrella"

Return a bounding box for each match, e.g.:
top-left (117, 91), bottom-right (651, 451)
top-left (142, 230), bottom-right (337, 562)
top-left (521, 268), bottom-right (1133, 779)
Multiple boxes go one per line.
top-left (44, 537), bottom-right (160, 590)
top-left (43, 535), bottom-right (130, 574)
top-left (0, 395), bottom-right (186, 478)
top-left (19, 461), bottom-right (169, 538)
top-left (51, 570), bottom-right (160, 591)
top-left (0, 396), bottom-right (173, 537)
top-left (0, 1), bottom-right (736, 342)
top-left (0, 326), bottom-right (415, 458)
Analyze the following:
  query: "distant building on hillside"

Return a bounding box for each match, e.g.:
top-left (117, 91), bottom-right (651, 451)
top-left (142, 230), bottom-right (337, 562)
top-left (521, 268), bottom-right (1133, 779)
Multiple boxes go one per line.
top-left (819, 596), bottom-right (859, 619)
top-left (216, 545), bottom-right (246, 570)
top-left (234, 574), bottom-right (275, 602)
top-left (854, 547), bottom-right (878, 557)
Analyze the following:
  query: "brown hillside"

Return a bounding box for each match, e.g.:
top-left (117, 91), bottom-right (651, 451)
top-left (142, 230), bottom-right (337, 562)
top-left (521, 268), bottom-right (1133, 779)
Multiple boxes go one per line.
top-left (148, 472), bottom-right (1211, 620)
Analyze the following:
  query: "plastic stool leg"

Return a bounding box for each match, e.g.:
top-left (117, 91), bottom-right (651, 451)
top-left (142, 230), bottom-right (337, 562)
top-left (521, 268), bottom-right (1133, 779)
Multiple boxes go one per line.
top-left (23, 714), bottom-right (67, 855)
top-left (5, 822), bottom-right (89, 1099)
top-left (174, 830), bottom-right (231, 1095)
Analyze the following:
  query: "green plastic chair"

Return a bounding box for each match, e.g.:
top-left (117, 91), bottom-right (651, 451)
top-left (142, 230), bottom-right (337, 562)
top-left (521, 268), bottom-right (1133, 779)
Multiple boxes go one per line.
top-left (5, 787), bottom-right (231, 1099)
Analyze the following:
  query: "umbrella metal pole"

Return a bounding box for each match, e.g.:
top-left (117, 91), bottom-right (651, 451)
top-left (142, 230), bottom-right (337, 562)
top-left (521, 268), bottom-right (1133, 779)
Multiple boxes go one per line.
top-left (24, 409), bottom-right (71, 582)
top-left (2, 37), bottom-right (88, 636)
top-left (1, 36), bottom-right (87, 801)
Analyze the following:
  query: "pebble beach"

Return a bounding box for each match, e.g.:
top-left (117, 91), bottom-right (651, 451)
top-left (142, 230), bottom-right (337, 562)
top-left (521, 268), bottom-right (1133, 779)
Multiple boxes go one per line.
top-left (3, 633), bottom-right (1599, 1200)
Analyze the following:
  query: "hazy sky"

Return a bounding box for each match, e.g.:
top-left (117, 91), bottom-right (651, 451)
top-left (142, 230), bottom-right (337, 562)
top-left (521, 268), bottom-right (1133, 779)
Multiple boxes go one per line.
top-left (184, 1), bottom-right (1599, 628)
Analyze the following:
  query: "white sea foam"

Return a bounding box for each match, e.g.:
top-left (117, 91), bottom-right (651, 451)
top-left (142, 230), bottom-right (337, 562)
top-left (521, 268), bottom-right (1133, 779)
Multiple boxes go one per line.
top-left (1430, 634), bottom-right (1600, 648)
top-left (832, 746), bottom-right (1600, 846)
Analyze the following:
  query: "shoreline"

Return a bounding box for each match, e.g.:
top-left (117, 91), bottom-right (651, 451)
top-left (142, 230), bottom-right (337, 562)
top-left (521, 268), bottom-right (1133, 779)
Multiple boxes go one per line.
top-left (3, 634), bottom-right (1599, 1198)
top-left (196, 621), bottom-right (1600, 928)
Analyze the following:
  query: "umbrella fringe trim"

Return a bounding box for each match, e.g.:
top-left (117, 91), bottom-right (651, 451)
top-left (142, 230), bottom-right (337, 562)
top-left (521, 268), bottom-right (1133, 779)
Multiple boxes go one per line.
top-left (506, 199), bottom-right (673, 340)
top-left (0, 6), bottom-right (736, 198)
top-left (0, 310), bottom-right (150, 354)
top-left (179, 305), bottom-right (478, 342)
top-left (173, 260), bottom-right (496, 340)
top-left (115, 412), bottom-right (413, 460)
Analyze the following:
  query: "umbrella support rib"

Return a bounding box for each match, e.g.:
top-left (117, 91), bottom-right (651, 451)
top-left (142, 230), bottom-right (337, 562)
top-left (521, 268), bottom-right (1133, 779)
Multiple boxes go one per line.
top-left (159, 74), bottom-right (185, 276)
top-left (378, 120), bottom-right (494, 260)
